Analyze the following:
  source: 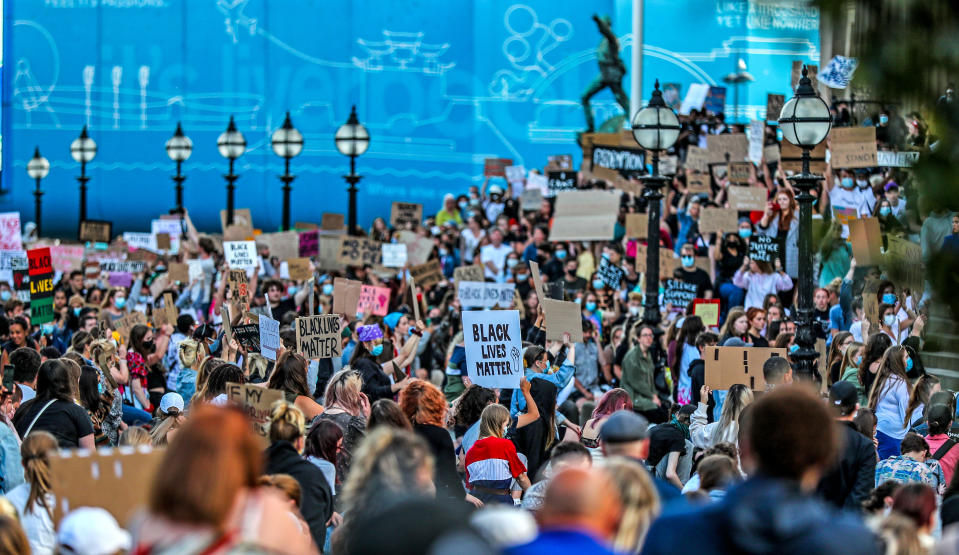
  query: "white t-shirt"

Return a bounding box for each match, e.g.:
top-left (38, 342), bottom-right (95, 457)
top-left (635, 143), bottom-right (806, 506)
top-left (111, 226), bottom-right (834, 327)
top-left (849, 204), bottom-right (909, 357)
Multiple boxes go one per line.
top-left (830, 186), bottom-right (876, 217)
top-left (480, 243), bottom-right (512, 281)
top-left (5, 484), bottom-right (55, 555)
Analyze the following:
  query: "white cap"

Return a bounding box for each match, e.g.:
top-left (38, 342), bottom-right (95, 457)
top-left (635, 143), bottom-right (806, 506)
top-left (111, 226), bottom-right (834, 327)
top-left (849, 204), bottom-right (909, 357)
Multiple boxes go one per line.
top-left (159, 392), bottom-right (184, 414)
top-left (58, 507), bottom-right (131, 555)
top-left (489, 185), bottom-right (504, 195)
top-left (470, 506), bottom-right (537, 548)
top-left (211, 393), bottom-right (228, 406)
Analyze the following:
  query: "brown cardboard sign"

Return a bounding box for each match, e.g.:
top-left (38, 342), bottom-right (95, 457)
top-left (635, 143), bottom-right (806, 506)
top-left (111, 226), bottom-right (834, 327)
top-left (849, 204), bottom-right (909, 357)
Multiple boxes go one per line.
top-left (848, 217), bottom-right (883, 266)
top-left (541, 298), bottom-right (585, 343)
top-left (220, 208), bottom-right (253, 235)
top-left (396, 231), bottom-right (434, 266)
top-left (50, 448), bottom-right (164, 526)
top-left (287, 257), bottom-right (312, 281)
top-left (484, 158), bottom-right (513, 177)
top-left (727, 186), bottom-right (768, 211)
top-left (454, 264), bottom-right (485, 291)
top-left (728, 162), bottom-right (752, 184)
top-left (766, 94), bottom-right (785, 123)
top-left (321, 213), bottom-right (345, 231)
top-left (337, 236), bottom-right (382, 267)
top-left (155, 233), bottom-right (171, 251)
top-left (781, 141), bottom-right (827, 173)
top-left (258, 230), bottom-right (300, 261)
top-left (409, 259), bottom-right (443, 289)
top-left (763, 144), bottom-right (781, 163)
top-left (153, 292), bottom-right (179, 328)
top-left (332, 277), bottom-right (363, 316)
top-left (687, 172), bottom-right (710, 194)
top-left (705, 346), bottom-right (788, 391)
top-left (390, 202), bottom-right (423, 228)
top-left (707, 134), bottom-right (748, 164)
top-left (295, 314), bottom-right (341, 359)
top-left (549, 190), bottom-right (620, 242)
top-left (529, 260), bottom-right (547, 302)
top-left (685, 146), bottom-right (710, 173)
top-left (113, 311), bottom-right (147, 344)
top-left (79, 220), bottom-right (112, 244)
top-left (625, 213), bottom-right (649, 239)
top-left (699, 208), bottom-right (739, 235)
top-left (226, 383), bottom-right (284, 444)
top-left (295, 221), bottom-right (319, 231)
top-left (830, 126), bottom-right (878, 169)
top-left (635, 244), bottom-right (680, 279)
top-left (168, 262), bottom-right (189, 284)
top-left (547, 154), bottom-right (574, 171)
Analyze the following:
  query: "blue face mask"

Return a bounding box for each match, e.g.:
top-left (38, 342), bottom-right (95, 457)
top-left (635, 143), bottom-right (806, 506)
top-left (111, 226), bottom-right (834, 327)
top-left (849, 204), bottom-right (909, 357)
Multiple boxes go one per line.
top-left (738, 228), bottom-right (752, 239)
top-left (905, 357), bottom-right (914, 371)
top-left (879, 207), bottom-right (891, 217)
top-left (0, 291), bottom-right (10, 302)
top-left (585, 301), bottom-right (597, 312)
top-left (370, 344), bottom-right (384, 357)
top-left (841, 177), bottom-right (854, 189)
top-left (97, 380), bottom-right (105, 395)
top-left (555, 250), bottom-right (567, 260)
top-left (789, 344), bottom-right (800, 353)
top-left (882, 293), bottom-right (896, 305)
top-left (516, 273), bottom-right (528, 281)
top-left (114, 297), bottom-right (126, 309)
top-left (287, 285), bottom-right (297, 296)
top-left (592, 279), bottom-right (605, 290)
top-left (209, 338), bottom-right (221, 353)
top-left (856, 355), bottom-right (862, 365)
top-left (41, 324), bottom-right (55, 335)
top-left (879, 115), bottom-right (889, 125)
top-left (322, 283), bottom-right (334, 296)
top-left (681, 256), bottom-right (695, 268)
top-left (458, 201), bottom-right (468, 210)
top-left (507, 259), bottom-right (519, 269)
top-left (73, 307), bottom-right (82, 317)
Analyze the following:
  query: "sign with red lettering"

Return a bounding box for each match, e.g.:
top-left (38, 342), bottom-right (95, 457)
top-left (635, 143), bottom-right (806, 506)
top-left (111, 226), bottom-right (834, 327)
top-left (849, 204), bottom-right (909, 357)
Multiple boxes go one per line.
top-left (27, 247), bottom-right (54, 325)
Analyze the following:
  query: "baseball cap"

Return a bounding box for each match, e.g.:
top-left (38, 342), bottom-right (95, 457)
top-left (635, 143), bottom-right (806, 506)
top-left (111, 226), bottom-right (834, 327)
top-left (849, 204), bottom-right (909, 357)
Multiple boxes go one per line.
top-left (928, 404), bottom-right (953, 430)
top-left (58, 507), bottom-right (131, 555)
top-left (159, 392), bottom-right (184, 414)
top-left (829, 381), bottom-right (858, 411)
top-left (598, 410), bottom-right (649, 443)
top-left (884, 181), bottom-right (899, 192)
top-left (489, 184), bottom-right (504, 196)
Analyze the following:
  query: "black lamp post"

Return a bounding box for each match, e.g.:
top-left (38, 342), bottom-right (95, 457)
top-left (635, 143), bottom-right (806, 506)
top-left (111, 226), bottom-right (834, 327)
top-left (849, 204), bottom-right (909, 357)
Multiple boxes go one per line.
top-left (335, 105), bottom-right (370, 236)
top-left (778, 66), bottom-right (832, 379)
top-left (272, 112), bottom-right (304, 231)
top-left (27, 148), bottom-right (49, 237)
top-left (165, 122), bottom-right (193, 215)
top-left (70, 126), bottom-right (97, 222)
top-left (631, 80), bottom-right (681, 327)
top-left (217, 116), bottom-right (246, 226)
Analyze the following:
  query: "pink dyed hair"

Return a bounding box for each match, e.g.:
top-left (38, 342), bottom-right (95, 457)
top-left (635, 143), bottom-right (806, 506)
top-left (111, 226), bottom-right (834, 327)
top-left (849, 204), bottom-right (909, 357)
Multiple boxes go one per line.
top-left (591, 388), bottom-right (634, 420)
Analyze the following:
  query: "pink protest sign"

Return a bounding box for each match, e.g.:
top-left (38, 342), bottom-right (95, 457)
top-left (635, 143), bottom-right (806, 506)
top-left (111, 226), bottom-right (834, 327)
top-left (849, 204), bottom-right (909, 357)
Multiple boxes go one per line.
top-left (108, 272), bottom-right (134, 288)
top-left (357, 285), bottom-right (390, 316)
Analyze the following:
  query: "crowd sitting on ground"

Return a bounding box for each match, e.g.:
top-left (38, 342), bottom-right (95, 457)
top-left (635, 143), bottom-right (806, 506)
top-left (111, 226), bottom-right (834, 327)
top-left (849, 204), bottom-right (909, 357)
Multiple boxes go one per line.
top-left (0, 104), bottom-right (952, 554)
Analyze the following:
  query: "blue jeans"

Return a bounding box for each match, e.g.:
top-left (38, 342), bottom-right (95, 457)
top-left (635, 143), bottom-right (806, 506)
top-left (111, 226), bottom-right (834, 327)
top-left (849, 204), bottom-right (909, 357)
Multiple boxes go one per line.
top-left (718, 281), bottom-right (745, 324)
top-left (122, 404), bottom-right (152, 426)
top-left (876, 430), bottom-right (902, 461)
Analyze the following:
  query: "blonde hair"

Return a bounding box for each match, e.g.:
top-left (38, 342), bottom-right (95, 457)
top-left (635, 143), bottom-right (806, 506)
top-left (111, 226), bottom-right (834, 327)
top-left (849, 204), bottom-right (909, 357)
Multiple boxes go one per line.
top-left (604, 457), bottom-right (660, 553)
top-left (151, 413), bottom-right (186, 447)
top-left (268, 401), bottom-right (306, 443)
top-left (89, 338), bottom-right (119, 390)
top-left (258, 474), bottom-right (302, 507)
top-left (119, 426), bottom-right (152, 447)
top-left (478, 403), bottom-right (509, 440)
top-left (20, 431), bottom-right (58, 518)
top-left (246, 353), bottom-right (270, 383)
top-left (178, 339), bottom-right (201, 369)
top-left (324, 369), bottom-right (364, 415)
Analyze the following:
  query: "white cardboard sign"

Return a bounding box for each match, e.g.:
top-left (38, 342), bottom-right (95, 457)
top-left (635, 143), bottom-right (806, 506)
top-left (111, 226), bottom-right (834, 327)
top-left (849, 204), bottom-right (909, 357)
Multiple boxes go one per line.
top-left (457, 281), bottom-right (516, 309)
top-left (258, 314), bottom-right (280, 361)
top-left (224, 241), bottom-right (258, 270)
top-left (462, 310), bottom-right (523, 389)
top-left (381, 243), bottom-right (408, 268)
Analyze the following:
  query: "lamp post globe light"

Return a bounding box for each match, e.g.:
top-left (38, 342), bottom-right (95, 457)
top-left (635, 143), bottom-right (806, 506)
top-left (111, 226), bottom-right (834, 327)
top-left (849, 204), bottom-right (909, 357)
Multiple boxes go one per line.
top-left (631, 80), bottom-right (680, 327)
top-left (335, 105), bottom-right (370, 236)
top-left (70, 126), bottom-right (97, 222)
top-left (217, 116), bottom-right (246, 227)
top-left (166, 122), bottom-right (193, 216)
top-left (27, 147), bottom-right (50, 237)
top-left (778, 65), bottom-right (831, 380)
top-left (272, 112), bottom-right (304, 231)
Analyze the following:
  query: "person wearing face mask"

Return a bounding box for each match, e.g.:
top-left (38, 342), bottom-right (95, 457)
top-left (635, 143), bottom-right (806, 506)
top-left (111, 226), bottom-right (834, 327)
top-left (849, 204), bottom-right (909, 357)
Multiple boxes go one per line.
top-left (815, 381), bottom-right (876, 510)
top-left (712, 224), bottom-right (749, 323)
top-left (435, 193), bottom-right (464, 227)
top-left (672, 195), bottom-right (702, 256)
top-left (672, 243), bottom-right (713, 300)
top-left (882, 181), bottom-right (907, 222)
top-left (827, 169), bottom-right (876, 221)
top-left (483, 183), bottom-right (507, 223)
top-left (351, 325), bottom-right (411, 404)
top-left (559, 258), bottom-right (586, 295)
top-left (480, 228), bottom-right (512, 283)
top-left (100, 288), bottom-right (129, 322)
top-left (124, 324), bottom-right (172, 413)
top-left (874, 198), bottom-right (907, 237)
top-left (460, 216), bottom-right (486, 263)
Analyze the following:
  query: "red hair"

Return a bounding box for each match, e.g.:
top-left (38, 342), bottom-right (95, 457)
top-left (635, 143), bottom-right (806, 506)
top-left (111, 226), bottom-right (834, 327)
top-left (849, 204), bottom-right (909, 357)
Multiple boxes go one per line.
top-left (746, 307), bottom-right (766, 324)
top-left (399, 379), bottom-right (448, 427)
top-left (774, 187), bottom-right (797, 228)
top-left (892, 483), bottom-right (937, 529)
top-left (591, 388), bottom-right (633, 420)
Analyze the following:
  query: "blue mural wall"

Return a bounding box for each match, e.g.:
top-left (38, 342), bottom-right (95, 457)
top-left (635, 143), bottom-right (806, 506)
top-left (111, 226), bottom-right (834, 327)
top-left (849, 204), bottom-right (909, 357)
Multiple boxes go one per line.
top-left (0, 0), bottom-right (819, 237)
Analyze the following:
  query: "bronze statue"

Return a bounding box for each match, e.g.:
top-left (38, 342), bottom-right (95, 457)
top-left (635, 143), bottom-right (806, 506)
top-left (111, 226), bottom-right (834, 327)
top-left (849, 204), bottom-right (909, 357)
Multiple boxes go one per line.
top-left (581, 14), bottom-right (630, 132)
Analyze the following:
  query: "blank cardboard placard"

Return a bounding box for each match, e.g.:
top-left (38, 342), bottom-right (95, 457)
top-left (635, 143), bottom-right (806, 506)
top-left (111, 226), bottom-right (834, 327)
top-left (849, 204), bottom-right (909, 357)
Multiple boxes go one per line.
top-left (781, 141), bottom-right (827, 174)
top-left (699, 208), bottom-right (739, 235)
top-left (332, 277), bottom-right (362, 316)
top-left (396, 231), bottom-right (434, 266)
top-left (704, 346), bottom-right (788, 391)
top-left (541, 298), bottom-right (584, 343)
top-left (529, 260), bottom-right (546, 302)
top-left (220, 208), bottom-right (253, 235)
top-left (549, 190), bottom-right (620, 242)
top-left (155, 233), bottom-right (171, 251)
top-left (50, 448), bottom-right (164, 526)
top-left (848, 217), bottom-right (882, 266)
top-left (257, 231), bottom-right (300, 261)
top-left (625, 213), bottom-right (649, 239)
top-left (409, 259), bottom-right (443, 289)
top-left (763, 144), bottom-right (781, 163)
top-left (830, 126), bottom-right (878, 169)
top-left (635, 244), bottom-right (680, 279)
top-left (321, 213), bottom-right (345, 231)
top-left (317, 235), bottom-right (346, 272)
top-left (707, 134), bottom-right (748, 164)
top-left (727, 186), bottom-right (767, 211)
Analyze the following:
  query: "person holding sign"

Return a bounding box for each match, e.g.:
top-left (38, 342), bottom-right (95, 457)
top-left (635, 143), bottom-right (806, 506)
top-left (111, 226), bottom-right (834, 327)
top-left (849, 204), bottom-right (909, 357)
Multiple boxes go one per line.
top-left (757, 188), bottom-right (799, 293)
top-left (732, 256), bottom-right (793, 311)
top-left (268, 352), bottom-right (325, 421)
top-left (351, 325), bottom-right (411, 404)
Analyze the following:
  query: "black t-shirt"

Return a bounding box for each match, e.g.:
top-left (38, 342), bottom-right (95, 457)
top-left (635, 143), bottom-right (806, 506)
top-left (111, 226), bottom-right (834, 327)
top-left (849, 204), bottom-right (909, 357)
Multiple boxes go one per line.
top-left (673, 268), bottom-right (713, 299)
top-left (562, 275), bottom-right (588, 294)
top-left (13, 398), bottom-right (94, 448)
top-left (813, 309), bottom-right (830, 339)
top-left (646, 422), bottom-right (686, 468)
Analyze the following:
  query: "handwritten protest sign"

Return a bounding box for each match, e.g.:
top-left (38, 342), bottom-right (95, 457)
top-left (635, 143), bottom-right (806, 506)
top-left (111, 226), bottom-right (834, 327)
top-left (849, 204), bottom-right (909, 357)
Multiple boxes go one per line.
top-left (114, 312), bottom-right (147, 344)
top-left (748, 235), bottom-right (781, 264)
top-left (224, 241), bottom-right (258, 270)
top-left (832, 205), bottom-right (858, 226)
top-left (547, 171), bottom-right (576, 195)
top-left (527, 173), bottom-right (548, 195)
top-left (541, 298), bottom-right (584, 343)
top-left (286, 258), bottom-right (312, 281)
top-left (484, 158), bottom-right (513, 177)
top-left (227, 383), bottom-right (283, 443)
top-left (830, 126), bottom-right (877, 169)
top-left (749, 120), bottom-right (765, 164)
top-left (547, 154), bottom-right (573, 171)
top-left (694, 299), bottom-right (721, 327)
top-left (462, 310), bottom-right (523, 389)
top-left (79, 220), bottom-right (112, 244)
top-left (409, 259), bottom-right (443, 289)
top-left (687, 173), bottom-right (709, 194)
top-left (591, 145), bottom-right (644, 179)
top-left (232, 324), bottom-right (261, 353)
top-left (50, 245), bottom-right (85, 274)
top-left (99, 260), bottom-right (146, 274)
top-left (505, 165), bottom-right (526, 184)
top-left (152, 292), bottom-right (178, 328)
top-left (727, 186), bottom-right (767, 211)
top-left (299, 230), bottom-right (319, 257)
top-left (625, 213), bottom-right (648, 239)
top-left (10, 255), bottom-right (29, 303)
top-left (728, 162), bottom-right (752, 184)
top-left (685, 146), bottom-right (709, 173)
top-left (0, 213), bottom-right (22, 251)
top-left (663, 279), bottom-right (697, 310)
top-left (122, 233), bottom-right (157, 253)
top-left (520, 188), bottom-right (543, 211)
top-left (390, 202), bottom-right (423, 228)
top-left (699, 208), bottom-right (739, 234)
top-left (458, 281), bottom-right (516, 309)
top-left (877, 151), bottom-right (919, 167)
top-left (295, 314), bottom-right (341, 359)
top-left (454, 264), bottom-right (485, 291)
top-left (357, 285), bottom-right (390, 316)
top-left (597, 257), bottom-right (624, 289)
top-left (338, 236), bottom-right (381, 266)
top-left (381, 244), bottom-right (408, 267)
top-left (707, 134), bottom-right (748, 164)
top-left (549, 190), bottom-right (620, 242)
top-left (28, 248), bottom-right (54, 325)
top-left (259, 314), bottom-right (280, 360)
top-left (705, 346), bottom-right (788, 390)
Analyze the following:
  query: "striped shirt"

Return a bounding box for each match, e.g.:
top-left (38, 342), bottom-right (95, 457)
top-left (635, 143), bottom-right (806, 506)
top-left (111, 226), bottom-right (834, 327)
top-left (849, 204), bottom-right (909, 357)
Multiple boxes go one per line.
top-left (465, 436), bottom-right (526, 504)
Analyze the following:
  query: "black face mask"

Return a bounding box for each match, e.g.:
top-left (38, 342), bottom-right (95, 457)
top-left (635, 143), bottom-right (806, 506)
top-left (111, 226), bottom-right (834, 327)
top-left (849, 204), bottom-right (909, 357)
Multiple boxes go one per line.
top-left (143, 339), bottom-right (156, 353)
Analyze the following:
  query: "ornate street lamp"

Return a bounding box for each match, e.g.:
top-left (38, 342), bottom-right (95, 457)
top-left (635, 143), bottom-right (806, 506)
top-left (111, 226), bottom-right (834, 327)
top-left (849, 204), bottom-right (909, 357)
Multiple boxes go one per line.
top-left (334, 105), bottom-right (370, 235)
top-left (70, 126), bottom-right (97, 222)
top-left (27, 148), bottom-right (50, 237)
top-left (272, 112), bottom-right (304, 231)
top-left (631, 80), bottom-right (681, 327)
top-left (217, 116), bottom-right (246, 226)
top-left (778, 66), bottom-right (832, 379)
top-left (165, 122), bottom-right (193, 216)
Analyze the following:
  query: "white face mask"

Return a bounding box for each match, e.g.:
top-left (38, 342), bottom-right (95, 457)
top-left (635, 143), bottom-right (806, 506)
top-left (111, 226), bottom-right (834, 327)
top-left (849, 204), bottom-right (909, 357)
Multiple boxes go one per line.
top-left (884, 314), bottom-right (897, 327)
top-left (629, 305), bottom-right (640, 316)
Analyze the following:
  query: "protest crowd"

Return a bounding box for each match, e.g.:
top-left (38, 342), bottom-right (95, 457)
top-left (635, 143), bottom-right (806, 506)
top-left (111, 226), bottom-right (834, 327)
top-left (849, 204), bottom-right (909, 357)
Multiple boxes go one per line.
top-left (0, 89), bottom-right (954, 555)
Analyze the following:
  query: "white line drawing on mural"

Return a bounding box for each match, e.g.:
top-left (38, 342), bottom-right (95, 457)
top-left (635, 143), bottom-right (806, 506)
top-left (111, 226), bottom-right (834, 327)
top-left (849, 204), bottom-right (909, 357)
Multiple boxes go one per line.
top-left (83, 65), bottom-right (94, 128)
top-left (675, 36), bottom-right (820, 63)
top-left (112, 66), bottom-right (122, 129)
top-left (489, 4), bottom-right (573, 99)
top-left (216, 0), bottom-right (257, 44)
top-left (353, 31), bottom-right (455, 75)
top-left (139, 66), bottom-right (150, 129)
